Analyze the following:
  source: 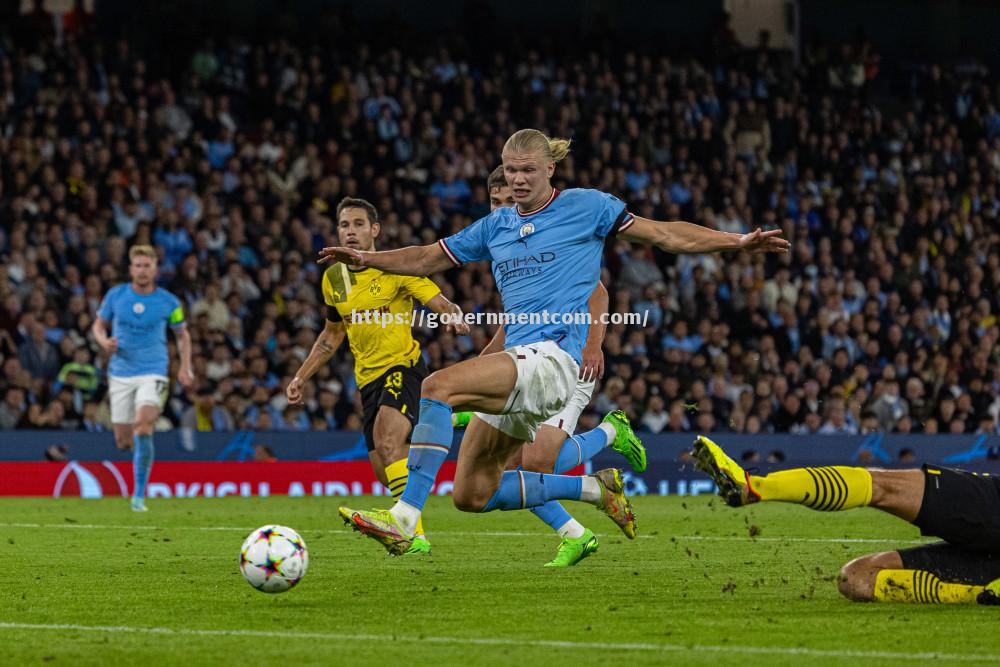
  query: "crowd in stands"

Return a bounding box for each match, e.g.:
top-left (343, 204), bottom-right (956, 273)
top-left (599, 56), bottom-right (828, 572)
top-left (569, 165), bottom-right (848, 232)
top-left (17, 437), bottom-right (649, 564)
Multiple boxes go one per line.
top-left (0, 6), bottom-right (998, 440)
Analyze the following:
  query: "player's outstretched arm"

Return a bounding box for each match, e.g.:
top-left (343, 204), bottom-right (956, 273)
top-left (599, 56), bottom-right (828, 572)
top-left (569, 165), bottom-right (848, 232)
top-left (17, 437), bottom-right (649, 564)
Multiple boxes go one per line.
top-left (287, 320), bottom-right (346, 404)
top-left (581, 281), bottom-right (609, 381)
top-left (317, 243), bottom-right (453, 277)
top-left (620, 217), bottom-right (789, 255)
top-left (173, 324), bottom-right (194, 386)
top-left (425, 294), bottom-right (471, 335)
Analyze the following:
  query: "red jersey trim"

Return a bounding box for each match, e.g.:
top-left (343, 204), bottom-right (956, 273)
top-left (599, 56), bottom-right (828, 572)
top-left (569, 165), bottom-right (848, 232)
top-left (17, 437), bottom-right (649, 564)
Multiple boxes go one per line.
top-left (516, 188), bottom-right (560, 217)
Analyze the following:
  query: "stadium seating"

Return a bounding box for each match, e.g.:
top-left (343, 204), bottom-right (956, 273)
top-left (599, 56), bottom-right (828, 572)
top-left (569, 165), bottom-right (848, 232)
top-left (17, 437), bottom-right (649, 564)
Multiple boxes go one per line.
top-left (0, 10), bottom-right (997, 439)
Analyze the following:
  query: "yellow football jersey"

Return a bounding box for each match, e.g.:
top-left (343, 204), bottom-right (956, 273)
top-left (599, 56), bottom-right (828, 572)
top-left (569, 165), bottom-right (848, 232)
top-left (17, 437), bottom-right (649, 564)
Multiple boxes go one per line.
top-left (321, 263), bottom-right (441, 388)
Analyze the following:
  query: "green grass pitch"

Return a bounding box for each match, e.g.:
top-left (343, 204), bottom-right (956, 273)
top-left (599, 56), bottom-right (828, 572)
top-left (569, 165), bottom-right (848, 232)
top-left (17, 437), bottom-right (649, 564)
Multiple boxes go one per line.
top-left (2, 495), bottom-right (999, 666)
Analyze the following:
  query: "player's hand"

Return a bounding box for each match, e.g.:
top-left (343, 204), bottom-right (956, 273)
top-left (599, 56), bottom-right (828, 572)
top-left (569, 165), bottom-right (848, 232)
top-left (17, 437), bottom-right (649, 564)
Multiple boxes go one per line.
top-left (177, 366), bottom-right (194, 387)
top-left (286, 377), bottom-right (304, 405)
top-left (444, 307), bottom-right (470, 335)
top-left (317, 246), bottom-right (365, 267)
top-left (100, 337), bottom-right (119, 355)
top-left (738, 228), bottom-right (790, 254)
top-left (579, 343), bottom-right (604, 381)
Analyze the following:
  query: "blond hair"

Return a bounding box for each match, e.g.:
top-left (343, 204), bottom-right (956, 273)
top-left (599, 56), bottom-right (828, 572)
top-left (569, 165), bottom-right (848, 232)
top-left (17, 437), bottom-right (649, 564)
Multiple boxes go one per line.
top-left (129, 244), bottom-right (157, 262)
top-left (503, 129), bottom-right (571, 163)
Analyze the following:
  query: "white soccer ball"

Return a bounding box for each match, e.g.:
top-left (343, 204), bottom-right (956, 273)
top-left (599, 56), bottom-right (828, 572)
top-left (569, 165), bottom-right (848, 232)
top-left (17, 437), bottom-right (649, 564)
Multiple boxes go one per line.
top-left (239, 525), bottom-right (309, 593)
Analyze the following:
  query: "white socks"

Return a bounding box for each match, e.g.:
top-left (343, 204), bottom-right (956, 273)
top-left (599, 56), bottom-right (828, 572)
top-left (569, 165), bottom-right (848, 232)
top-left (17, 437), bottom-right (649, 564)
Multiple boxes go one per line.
top-left (580, 476), bottom-right (601, 503)
top-left (390, 501), bottom-right (421, 535)
top-left (556, 518), bottom-right (586, 539)
top-left (598, 423), bottom-right (616, 447)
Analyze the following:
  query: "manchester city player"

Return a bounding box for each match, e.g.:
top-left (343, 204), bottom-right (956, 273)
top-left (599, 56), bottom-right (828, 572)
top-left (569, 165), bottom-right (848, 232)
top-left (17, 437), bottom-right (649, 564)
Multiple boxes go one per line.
top-left (92, 245), bottom-right (194, 511)
top-left (455, 166), bottom-right (647, 567)
top-left (323, 128), bottom-right (788, 555)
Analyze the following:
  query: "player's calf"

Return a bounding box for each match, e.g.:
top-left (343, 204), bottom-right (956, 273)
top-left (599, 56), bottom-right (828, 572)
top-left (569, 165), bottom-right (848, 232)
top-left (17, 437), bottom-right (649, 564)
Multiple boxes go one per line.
top-left (113, 428), bottom-right (133, 450)
top-left (520, 427), bottom-right (563, 474)
top-left (839, 550), bottom-right (992, 604)
top-left (452, 468), bottom-right (501, 512)
top-left (131, 405), bottom-right (159, 510)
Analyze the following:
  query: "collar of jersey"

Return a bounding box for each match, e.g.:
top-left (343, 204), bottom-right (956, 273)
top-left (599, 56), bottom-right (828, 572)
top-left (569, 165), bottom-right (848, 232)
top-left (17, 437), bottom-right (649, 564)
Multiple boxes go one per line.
top-left (515, 188), bottom-right (559, 217)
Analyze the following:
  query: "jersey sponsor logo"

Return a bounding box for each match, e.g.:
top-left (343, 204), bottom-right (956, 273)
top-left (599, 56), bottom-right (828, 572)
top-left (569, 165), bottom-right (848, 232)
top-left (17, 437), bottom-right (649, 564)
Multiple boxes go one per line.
top-left (132, 303), bottom-right (145, 315)
top-left (495, 251), bottom-right (556, 287)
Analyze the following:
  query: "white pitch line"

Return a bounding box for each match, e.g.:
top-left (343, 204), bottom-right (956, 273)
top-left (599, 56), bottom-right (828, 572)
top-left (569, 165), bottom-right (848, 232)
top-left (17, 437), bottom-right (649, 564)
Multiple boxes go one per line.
top-left (0, 522), bottom-right (933, 545)
top-left (0, 621), bottom-right (995, 663)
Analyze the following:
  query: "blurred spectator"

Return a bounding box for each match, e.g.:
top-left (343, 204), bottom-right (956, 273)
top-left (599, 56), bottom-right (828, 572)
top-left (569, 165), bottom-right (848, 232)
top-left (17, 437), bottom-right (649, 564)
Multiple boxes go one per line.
top-left (640, 395), bottom-right (668, 433)
top-left (181, 386), bottom-right (235, 432)
top-left (870, 380), bottom-right (909, 432)
top-left (0, 387), bottom-right (26, 429)
top-left (18, 324), bottom-right (61, 381)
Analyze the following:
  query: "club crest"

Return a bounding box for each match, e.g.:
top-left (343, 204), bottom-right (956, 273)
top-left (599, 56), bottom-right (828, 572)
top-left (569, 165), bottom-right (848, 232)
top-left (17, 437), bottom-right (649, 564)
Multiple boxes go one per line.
top-left (132, 303), bottom-right (145, 315)
top-left (519, 223), bottom-right (535, 238)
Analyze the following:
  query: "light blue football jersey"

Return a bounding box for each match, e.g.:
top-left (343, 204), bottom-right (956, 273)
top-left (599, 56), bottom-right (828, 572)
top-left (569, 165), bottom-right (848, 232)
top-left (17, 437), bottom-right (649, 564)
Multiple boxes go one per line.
top-left (97, 284), bottom-right (185, 377)
top-left (441, 188), bottom-right (633, 364)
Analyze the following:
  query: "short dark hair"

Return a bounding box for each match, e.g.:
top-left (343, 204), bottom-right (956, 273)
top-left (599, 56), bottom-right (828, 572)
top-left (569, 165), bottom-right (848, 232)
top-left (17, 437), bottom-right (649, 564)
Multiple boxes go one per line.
top-left (336, 197), bottom-right (379, 226)
top-left (487, 165), bottom-right (507, 191)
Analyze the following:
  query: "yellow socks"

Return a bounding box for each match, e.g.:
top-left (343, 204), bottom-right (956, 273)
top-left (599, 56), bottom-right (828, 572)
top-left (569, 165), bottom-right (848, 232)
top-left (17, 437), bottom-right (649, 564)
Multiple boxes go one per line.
top-left (750, 466), bottom-right (873, 511)
top-left (385, 457), bottom-right (425, 537)
top-left (874, 570), bottom-right (983, 604)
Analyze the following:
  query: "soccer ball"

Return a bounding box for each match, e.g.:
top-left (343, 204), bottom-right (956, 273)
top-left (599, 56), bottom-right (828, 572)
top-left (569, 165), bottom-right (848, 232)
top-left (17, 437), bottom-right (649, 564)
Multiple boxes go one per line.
top-left (239, 525), bottom-right (309, 593)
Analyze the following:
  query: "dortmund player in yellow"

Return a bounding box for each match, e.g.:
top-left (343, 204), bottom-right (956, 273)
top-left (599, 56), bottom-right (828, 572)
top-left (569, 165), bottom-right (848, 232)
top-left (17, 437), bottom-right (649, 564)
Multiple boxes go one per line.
top-left (693, 435), bottom-right (1000, 606)
top-left (287, 197), bottom-right (467, 555)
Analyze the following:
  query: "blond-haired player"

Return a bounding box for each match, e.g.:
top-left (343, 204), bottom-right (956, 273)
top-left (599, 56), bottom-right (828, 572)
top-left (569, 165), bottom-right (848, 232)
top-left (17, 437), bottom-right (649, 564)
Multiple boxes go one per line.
top-left (92, 245), bottom-right (194, 511)
top-left (326, 128), bottom-right (787, 556)
top-left (452, 166), bottom-right (647, 567)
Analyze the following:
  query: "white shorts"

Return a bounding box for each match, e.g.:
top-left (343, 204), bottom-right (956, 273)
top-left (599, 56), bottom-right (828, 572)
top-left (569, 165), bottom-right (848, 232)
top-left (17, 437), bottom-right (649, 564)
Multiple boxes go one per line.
top-left (542, 377), bottom-right (596, 435)
top-left (109, 374), bottom-right (169, 424)
top-left (475, 340), bottom-right (579, 443)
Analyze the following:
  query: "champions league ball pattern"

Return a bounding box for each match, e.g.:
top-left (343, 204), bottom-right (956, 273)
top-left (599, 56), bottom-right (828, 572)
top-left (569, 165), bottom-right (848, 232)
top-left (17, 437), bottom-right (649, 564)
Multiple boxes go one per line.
top-left (239, 525), bottom-right (309, 593)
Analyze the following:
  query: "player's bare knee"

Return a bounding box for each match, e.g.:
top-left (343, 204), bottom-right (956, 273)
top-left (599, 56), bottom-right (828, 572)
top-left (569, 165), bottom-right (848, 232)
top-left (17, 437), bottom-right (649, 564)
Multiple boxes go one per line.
top-left (838, 552), bottom-right (898, 602)
top-left (420, 372), bottom-right (452, 404)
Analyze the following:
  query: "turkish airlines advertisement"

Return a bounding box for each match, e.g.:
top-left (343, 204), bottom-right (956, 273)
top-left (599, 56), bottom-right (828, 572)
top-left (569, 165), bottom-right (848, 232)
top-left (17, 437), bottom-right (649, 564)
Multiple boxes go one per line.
top-left (0, 461), bottom-right (460, 498)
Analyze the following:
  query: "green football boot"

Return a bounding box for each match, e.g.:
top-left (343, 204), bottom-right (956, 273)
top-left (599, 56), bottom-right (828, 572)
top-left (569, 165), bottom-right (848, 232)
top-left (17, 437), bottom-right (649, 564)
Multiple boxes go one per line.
top-left (602, 410), bottom-right (647, 473)
top-left (544, 529), bottom-right (599, 567)
top-left (404, 537), bottom-right (432, 556)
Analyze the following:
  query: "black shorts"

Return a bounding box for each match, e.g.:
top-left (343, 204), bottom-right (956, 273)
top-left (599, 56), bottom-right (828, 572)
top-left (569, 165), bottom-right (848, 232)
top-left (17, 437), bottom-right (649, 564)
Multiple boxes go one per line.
top-left (359, 358), bottom-right (427, 452)
top-left (912, 464), bottom-right (1000, 552)
top-left (898, 542), bottom-right (1000, 586)
top-left (897, 464), bottom-right (1000, 585)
